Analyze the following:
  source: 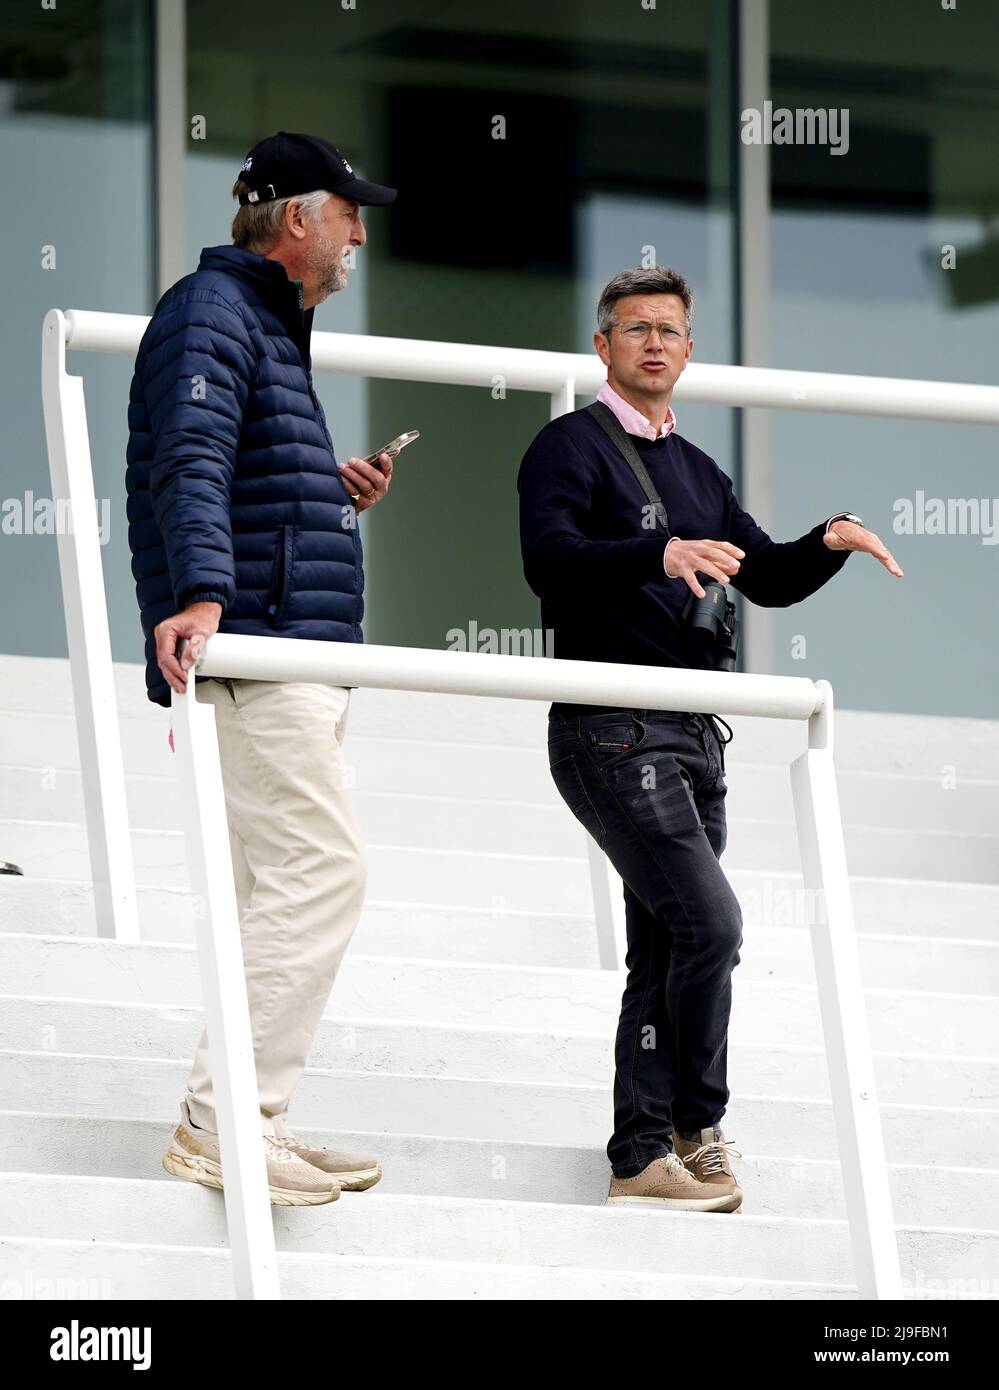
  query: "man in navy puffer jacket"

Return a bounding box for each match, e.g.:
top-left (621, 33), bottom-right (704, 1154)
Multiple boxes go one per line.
top-left (127, 133), bottom-right (396, 1205)
top-left (127, 134), bottom-right (392, 708)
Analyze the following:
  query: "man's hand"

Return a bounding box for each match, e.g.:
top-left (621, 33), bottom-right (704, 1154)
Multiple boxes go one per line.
top-left (155, 601), bottom-right (223, 695)
top-left (823, 520), bottom-right (904, 577)
top-left (664, 539), bottom-right (745, 598)
top-left (338, 451), bottom-right (394, 512)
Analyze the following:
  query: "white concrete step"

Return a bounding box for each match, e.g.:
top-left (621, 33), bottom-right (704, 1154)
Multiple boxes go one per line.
top-left (4, 806), bottom-right (995, 886)
top-left (0, 1235), bottom-right (862, 1301)
top-left (0, 878), bottom-right (600, 966)
top-left (1, 935), bottom-right (994, 1054)
top-left (3, 1051), bottom-right (997, 1169)
top-left (1, 1173), bottom-right (995, 1291)
top-left (2, 869), bottom-right (994, 943)
top-left (2, 995), bottom-right (997, 1110)
top-left (3, 876), bottom-right (994, 989)
top-left (3, 815), bottom-right (998, 897)
top-left (3, 1110), bottom-right (993, 1231)
top-left (5, 758), bottom-right (995, 842)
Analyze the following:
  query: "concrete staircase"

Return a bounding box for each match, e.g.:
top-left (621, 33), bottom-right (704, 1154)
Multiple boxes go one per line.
top-left (0, 653), bottom-right (996, 1300)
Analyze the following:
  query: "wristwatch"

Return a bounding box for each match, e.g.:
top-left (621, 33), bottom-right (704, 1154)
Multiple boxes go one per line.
top-left (825, 511), bottom-right (865, 533)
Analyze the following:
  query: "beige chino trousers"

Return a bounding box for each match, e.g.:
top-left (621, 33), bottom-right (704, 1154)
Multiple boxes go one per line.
top-left (182, 676), bottom-right (367, 1138)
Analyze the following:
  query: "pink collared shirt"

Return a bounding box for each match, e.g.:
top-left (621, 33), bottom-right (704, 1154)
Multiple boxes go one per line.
top-left (595, 379), bottom-right (854, 580)
top-left (597, 381), bottom-right (676, 440)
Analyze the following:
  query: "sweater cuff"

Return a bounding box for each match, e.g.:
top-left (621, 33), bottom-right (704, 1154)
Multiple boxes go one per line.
top-left (663, 537), bottom-right (682, 579)
top-left (643, 537), bottom-right (676, 581)
top-left (813, 520), bottom-right (852, 570)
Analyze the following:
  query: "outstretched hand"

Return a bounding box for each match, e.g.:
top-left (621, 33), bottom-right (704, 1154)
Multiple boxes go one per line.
top-left (823, 520), bottom-right (904, 577)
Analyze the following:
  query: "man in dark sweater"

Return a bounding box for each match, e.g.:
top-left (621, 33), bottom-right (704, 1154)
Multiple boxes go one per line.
top-left (517, 266), bottom-right (902, 1213)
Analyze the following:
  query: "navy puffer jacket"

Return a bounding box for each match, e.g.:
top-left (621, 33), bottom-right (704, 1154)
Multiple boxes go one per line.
top-left (126, 244), bottom-right (363, 707)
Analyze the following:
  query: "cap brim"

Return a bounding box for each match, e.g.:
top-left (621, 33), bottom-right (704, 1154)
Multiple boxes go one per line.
top-left (339, 176), bottom-right (397, 207)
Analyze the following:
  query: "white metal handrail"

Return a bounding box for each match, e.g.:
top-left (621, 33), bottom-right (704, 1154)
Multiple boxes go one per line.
top-left (176, 632), bottom-right (900, 1301)
top-left (41, 304), bottom-right (988, 1302)
top-left (58, 307), bottom-right (999, 421)
top-left (42, 307), bottom-right (999, 948)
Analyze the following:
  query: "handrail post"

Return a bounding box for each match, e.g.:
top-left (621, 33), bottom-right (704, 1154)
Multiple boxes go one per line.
top-left (790, 680), bottom-right (903, 1299)
top-left (550, 377), bottom-right (576, 420)
top-left (551, 377), bottom-right (625, 970)
top-left (171, 672), bottom-right (280, 1300)
top-left (41, 310), bottom-right (139, 942)
top-left (585, 837), bottom-right (625, 971)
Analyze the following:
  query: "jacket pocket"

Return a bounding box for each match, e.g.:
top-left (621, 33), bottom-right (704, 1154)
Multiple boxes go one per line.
top-left (265, 523), bottom-right (295, 624)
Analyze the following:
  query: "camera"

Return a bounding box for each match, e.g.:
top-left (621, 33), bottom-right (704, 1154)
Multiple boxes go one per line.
top-left (682, 581), bottom-right (740, 672)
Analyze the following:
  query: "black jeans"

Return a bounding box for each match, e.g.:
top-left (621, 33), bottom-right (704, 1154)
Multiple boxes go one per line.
top-left (547, 707), bottom-right (743, 1179)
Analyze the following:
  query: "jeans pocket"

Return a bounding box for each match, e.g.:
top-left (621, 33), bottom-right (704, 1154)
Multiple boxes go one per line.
top-left (550, 753), bottom-right (607, 848)
top-left (582, 716), bottom-right (648, 770)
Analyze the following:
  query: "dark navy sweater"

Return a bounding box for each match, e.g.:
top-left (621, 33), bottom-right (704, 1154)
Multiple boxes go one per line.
top-left (517, 407), bottom-right (851, 714)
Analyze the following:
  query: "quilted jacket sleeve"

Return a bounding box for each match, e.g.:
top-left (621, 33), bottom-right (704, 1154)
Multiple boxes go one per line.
top-left (144, 292), bottom-right (257, 613)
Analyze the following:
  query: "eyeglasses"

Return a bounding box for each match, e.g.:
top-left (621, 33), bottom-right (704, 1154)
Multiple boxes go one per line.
top-left (610, 320), bottom-right (687, 344)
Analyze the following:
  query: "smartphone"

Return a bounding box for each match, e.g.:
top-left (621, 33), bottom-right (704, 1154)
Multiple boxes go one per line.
top-left (364, 430), bottom-right (420, 465)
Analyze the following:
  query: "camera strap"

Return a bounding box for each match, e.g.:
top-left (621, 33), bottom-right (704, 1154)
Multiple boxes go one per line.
top-left (585, 401), bottom-right (671, 537)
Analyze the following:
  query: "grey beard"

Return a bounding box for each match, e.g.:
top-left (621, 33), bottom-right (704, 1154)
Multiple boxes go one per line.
top-left (312, 253), bottom-right (348, 302)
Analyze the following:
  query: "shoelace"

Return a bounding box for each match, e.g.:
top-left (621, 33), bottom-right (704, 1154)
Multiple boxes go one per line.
top-left (274, 1133), bottom-right (329, 1161)
top-left (683, 1136), bottom-right (743, 1175)
top-left (264, 1134), bottom-right (301, 1164)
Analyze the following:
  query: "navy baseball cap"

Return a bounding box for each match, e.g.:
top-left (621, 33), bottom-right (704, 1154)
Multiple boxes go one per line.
top-left (236, 131), bottom-right (397, 207)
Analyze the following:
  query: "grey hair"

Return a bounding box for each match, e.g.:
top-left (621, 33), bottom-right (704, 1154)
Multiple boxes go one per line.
top-left (231, 183), bottom-right (332, 252)
top-left (597, 266), bottom-right (694, 335)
